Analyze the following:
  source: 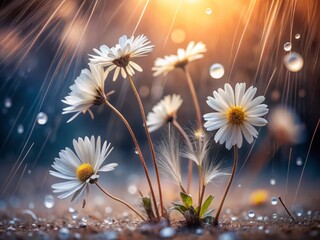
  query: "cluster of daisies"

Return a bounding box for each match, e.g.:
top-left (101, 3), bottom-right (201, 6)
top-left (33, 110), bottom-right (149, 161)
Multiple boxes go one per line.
top-left (50, 34), bottom-right (268, 224)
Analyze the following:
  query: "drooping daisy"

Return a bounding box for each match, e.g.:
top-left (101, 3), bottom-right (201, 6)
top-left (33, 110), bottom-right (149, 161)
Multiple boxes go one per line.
top-left (203, 83), bottom-right (268, 149)
top-left (89, 35), bottom-right (153, 81)
top-left (49, 136), bottom-right (117, 202)
top-left (152, 41), bottom-right (207, 76)
top-left (146, 94), bottom-right (183, 132)
top-left (62, 64), bottom-right (106, 123)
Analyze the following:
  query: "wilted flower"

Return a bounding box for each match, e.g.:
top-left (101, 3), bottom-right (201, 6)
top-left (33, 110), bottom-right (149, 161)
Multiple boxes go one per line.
top-left (152, 41), bottom-right (207, 76)
top-left (89, 35), bottom-right (153, 81)
top-left (268, 106), bottom-right (305, 144)
top-left (146, 94), bottom-right (183, 132)
top-left (203, 83), bottom-right (269, 149)
top-left (62, 64), bottom-right (106, 123)
top-left (49, 136), bottom-right (117, 202)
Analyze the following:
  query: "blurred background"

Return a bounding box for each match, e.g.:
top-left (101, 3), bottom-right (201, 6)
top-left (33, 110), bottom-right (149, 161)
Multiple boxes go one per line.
top-left (0, 0), bottom-right (319, 216)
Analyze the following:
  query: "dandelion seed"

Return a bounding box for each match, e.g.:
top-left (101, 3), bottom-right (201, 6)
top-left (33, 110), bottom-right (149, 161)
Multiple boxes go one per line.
top-left (49, 136), bottom-right (117, 202)
top-left (203, 83), bottom-right (269, 149)
top-left (152, 41), bottom-right (207, 76)
top-left (89, 35), bottom-right (153, 81)
top-left (146, 94), bottom-right (183, 132)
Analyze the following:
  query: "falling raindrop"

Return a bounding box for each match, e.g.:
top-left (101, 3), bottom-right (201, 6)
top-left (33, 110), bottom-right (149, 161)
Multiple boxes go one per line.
top-left (270, 178), bottom-right (276, 186)
top-left (296, 157), bottom-right (303, 166)
top-left (4, 98), bottom-right (12, 108)
top-left (17, 124), bottom-right (24, 134)
top-left (295, 33), bottom-right (301, 39)
top-left (205, 8), bottom-right (212, 15)
top-left (248, 210), bottom-right (255, 218)
top-left (44, 195), bottom-right (55, 209)
top-left (128, 185), bottom-right (137, 195)
top-left (159, 227), bottom-right (176, 238)
top-left (36, 112), bottom-right (48, 125)
top-left (58, 228), bottom-right (70, 240)
top-left (272, 213), bottom-right (277, 219)
top-left (271, 197), bottom-right (278, 205)
top-left (210, 63), bottom-right (225, 79)
top-left (283, 42), bottom-right (292, 51)
top-left (283, 52), bottom-right (304, 72)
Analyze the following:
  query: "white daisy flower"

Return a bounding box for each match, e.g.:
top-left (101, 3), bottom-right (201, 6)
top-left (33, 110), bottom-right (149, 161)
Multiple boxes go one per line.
top-left (203, 83), bottom-right (269, 150)
top-left (152, 41), bottom-right (207, 76)
top-left (62, 64), bottom-right (106, 123)
top-left (89, 35), bottom-right (153, 81)
top-left (146, 94), bottom-right (183, 132)
top-left (49, 136), bottom-right (118, 202)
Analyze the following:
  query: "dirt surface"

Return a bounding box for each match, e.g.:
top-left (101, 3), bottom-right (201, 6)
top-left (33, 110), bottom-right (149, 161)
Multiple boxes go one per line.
top-left (1, 211), bottom-right (320, 240)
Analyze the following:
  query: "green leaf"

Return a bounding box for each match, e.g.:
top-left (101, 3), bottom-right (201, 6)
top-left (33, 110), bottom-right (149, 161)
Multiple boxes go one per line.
top-left (203, 208), bottom-right (214, 218)
top-left (171, 205), bottom-right (188, 214)
top-left (200, 195), bottom-right (213, 218)
top-left (180, 192), bottom-right (193, 208)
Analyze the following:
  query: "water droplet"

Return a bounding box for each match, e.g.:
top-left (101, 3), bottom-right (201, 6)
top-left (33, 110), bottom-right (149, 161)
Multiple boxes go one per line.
top-left (283, 42), bottom-right (292, 51)
top-left (307, 210), bottom-right (312, 216)
top-left (248, 210), bottom-right (255, 218)
top-left (72, 210), bottom-right (79, 220)
top-left (68, 206), bottom-right (75, 213)
top-left (296, 211), bottom-right (303, 217)
top-left (272, 213), bottom-right (277, 219)
top-left (28, 169), bottom-right (32, 174)
top-left (74, 233), bottom-right (81, 239)
top-left (284, 52), bottom-right (304, 72)
top-left (105, 206), bottom-right (113, 213)
top-left (296, 157), bottom-right (303, 166)
top-left (195, 228), bottom-right (204, 235)
top-left (81, 217), bottom-right (88, 223)
top-left (225, 208), bottom-right (232, 215)
top-left (205, 8), bottom-right (212, 15)
top-left (104, 217), bottom-right (114, 225)
top-left (44, 195), bottom-right (55, 208)
top-left (295, 33), bottom-right (301, 39)
top-left (238, 184), bottom-right (242, 188)
top-left (159, 227), bottom-right (176, 238)
top-left (4, 98), bottom-right (12, 108)
top-left (17, 124), bottom-right (24, 134)
top-left (128, 185), bottom-right (137, 195)
top-left (210, 63), bottom-right (225, 79)
top-left (271, 197), bottom-right (278, 205)
top-left (258, 225), bottom-right (264, 230)
top-left (265, 229), bottom-right (270, 234)
top-left (7, 225), bottom-right (16, 231)
top-left (36, 112), bottom-right (48, 125)
top-left (231, 216), bottom-right (238, 221)
top-left (270, 178), bottom-right (276, 185)
top-left (134, 148), bottom-right (139, 155)
top-left (58, 228), bottom-right (70, 240)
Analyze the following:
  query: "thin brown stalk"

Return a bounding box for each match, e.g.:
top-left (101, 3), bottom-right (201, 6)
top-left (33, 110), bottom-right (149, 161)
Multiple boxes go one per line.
top-left (213, 146), bottom-right (238, 226)
top-left (95, 182), bottom-right (145, 221)
top-left (125, 70), bottom-right (164, 218)
top-left (103, 99), bottom-right (159, 220)
top-left (278, 196), bottom-right (296, 223)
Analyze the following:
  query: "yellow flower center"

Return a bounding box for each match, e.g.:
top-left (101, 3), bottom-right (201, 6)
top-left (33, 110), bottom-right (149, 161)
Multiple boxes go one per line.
top-left (227, 107), bottom-right (245, 125)
top-left (76, 163), bottom-right (94, 182)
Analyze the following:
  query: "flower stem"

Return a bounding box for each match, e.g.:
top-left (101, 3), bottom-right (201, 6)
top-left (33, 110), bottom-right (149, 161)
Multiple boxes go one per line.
top-left (103, 99), bottom-right (160, 220)
top-left (198, 184), bottom-right (206, 217)
top-left (95, 182), bottom-right (145, 221)
top-left (213, 146), bottom-right (238, 226)
top-left (172, 120), bottom-right (193, 193)
top-left (125, 71), bottom-right (164, 218)
top-left (183, 66), bottom-right (202, 130)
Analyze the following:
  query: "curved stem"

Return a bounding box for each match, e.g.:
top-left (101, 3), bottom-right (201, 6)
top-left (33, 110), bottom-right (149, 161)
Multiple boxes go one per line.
top-left (183, 66), bottom-right (202, 130)
top-left (125, 72), bottom-right (164, 218)
top-left (95, 182), bottom-right (145, 221)
top-left (197, 165), bottom-right (202, 206)
top-left (103, 99), bottom-right (160, 220)
top-left (213, 146), bottom-right (238, 226)
top-left (172, 120), bottom-right (193, 193)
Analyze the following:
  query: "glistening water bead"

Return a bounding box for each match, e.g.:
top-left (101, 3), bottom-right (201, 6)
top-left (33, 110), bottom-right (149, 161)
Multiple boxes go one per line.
top-left (283, 42), bottom-right (292, 51)
top-left (271, 197), bottom-right (278, 205)
top-left (209, 63), bottom-right (225, 79)
top-left (295, 33), bottom-right (301, 39)
top-left (36, 112), bottom-right (48, 125)
top-left (44, 195), bottom-right (55, 208)
top-left (4, 97), bottom-right (12, 108)
top-left (283, 52), bottom-right (304, 72)
top-left (270, 178), bottom-right (276, 185)
top-left (248, 210), bottom-right (255, 218)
